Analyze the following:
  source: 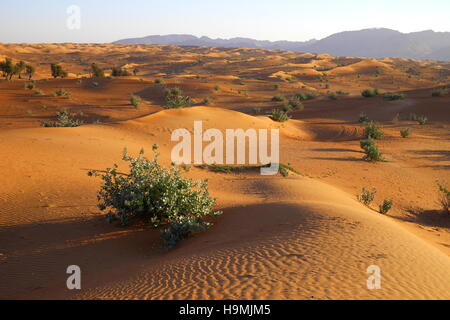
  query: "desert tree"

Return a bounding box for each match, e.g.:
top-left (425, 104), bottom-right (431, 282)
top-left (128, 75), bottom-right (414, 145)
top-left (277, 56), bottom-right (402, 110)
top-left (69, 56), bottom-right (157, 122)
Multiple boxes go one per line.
top-left (0, 58), bottom-right (15, 80)
top-left (15, 61), bottom-right (26, 79)
top-left (51, 63), bottom-right (68, 78)
top-left (25, 65), bottom-right (35, 80)
top-left (91, 63), bottom-right (104, 77)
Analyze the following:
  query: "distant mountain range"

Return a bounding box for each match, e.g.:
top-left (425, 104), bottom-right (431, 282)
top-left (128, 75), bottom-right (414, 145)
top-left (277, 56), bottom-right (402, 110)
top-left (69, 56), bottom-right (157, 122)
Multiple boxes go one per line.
top-left (114, 28), bottom-right (450, 61)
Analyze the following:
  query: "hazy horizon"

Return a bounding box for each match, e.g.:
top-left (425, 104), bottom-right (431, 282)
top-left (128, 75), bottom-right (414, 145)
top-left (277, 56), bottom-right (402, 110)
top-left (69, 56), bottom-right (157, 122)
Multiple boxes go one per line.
top-left (1, 0), bottom-right (450, 44)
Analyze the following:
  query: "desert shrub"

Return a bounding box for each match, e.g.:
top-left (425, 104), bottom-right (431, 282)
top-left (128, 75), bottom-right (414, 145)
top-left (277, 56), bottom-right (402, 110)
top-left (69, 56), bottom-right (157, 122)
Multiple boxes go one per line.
top-left (294, 92), bottom-right (318, 101)
top-left (358, 112), bottom-right (370, 123)
top-left (50, 64), bottom-right (68, 78)
top-left (328, 93), bottom-right (338, 100)
top-left (271, 95), bottom-right (285, 102)
top-left (357, 188), bottom-right (377, 206)
top-left (432, 88), bottom-right (449, 97)
top-left (269, 109), bottom-right (291, 122)
top-left (203, 97), bottom-right (211, 105)
top-left (253, 107), bottom-right (262, 114)
top-left (214, 85), bottom-right (221, 91)
top-left (53, 88), bottom-right (71, 97)
top-left (34, 89), bottom-right (44, 95)
top-left (274, 84), bottom-right (280, 90)
top-left (383, 92), bottom-right (405, 101)
top-left (438, 184), bottom-right (450, 214)
top-left (360, 137), bottom-right (376, 150)
top-left (335, 90), bottom-right (349, 95)
top-left (160, 218), bottom-right (210, 249)
top-left (361, 89), bottom-right (379, 98)
top-left (364, 121), bottom-right (384, 139)
top-left (88, 147), bottom-right (221, 248)
top-left (285, 96), bottom-right (304, 110)
top-left (165, 87), bottom-right (192, 109)
top-left (130, 94), bottom-right (143, 108)
top-left (91, 63), bottom-right (105, 77)
top-left (400, 128), bottom-right (410, 138)
top-left (24, 82), bottom-right (35, 90)
top-left (111, 67), bottom-right (131, 77)
top-left (417, 116), bottom-right (428, 125)
top-left (362, 143), bottom-right (383, 162)
top-left (282, 104), bottom-right (293, 112)
top-left (379, 200), bottom-right (393, 214)
top-left (154, 78), bottom-right (165, 85)
top-left (42, 109), bottom-right (82, 127)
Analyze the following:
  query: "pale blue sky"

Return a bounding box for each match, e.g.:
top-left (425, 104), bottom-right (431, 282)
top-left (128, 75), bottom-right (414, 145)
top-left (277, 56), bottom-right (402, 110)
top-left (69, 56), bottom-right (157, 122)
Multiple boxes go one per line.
top-left (1, 0), bottom-right (449, 43)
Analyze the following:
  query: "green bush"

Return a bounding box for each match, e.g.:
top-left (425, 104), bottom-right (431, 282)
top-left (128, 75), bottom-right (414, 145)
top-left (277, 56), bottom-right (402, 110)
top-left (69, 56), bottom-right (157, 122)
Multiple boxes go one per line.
top-left (130, 94), bottom-right (143, 108)
top-left (271, 95), bottom-right (285, 102)
top-left (432, 88), bottom-right (449, 97)
top-left (50, 63), bottom-right (68, 78)
top-left (111, 67), bottom-right (131, 77)
top-left (53, 88), bottom-right (71, 97)
top-left (91, 63), bottom-right (104, 77)
top-left (214, 85), bottom-right (221, 91)
top-left (361, 89), bottom-right (379, 98)
top-left (362, 144), bottom-right (383, 162)
top-left (379, 200), bottom-right (393, 214)
top-left (383, 92), bottom-right (405, 101)
top-left (360, 137), bottom-right (376, 150)
top-left (294, 92), bottom-right (318, 101)
top-left (358, 112), bottom-right (369, 123)
top-left (24, 82), bottom-right (35, 90)
top-left (357, 188), bottom-right (377, 206)
top-left (34, 89), bottom-right (44, 95)
top-left (274, 84), bottom-right (280, 90)
top-left (165, 87), bottom-right (192, 109)
top-left (400, 128), bottom-right (410, 138)
top-left (364, 121), bottom-right (384, 139)
top-left (155, 78), bottom-right (165, 85)
top-left (88, 147), bottom-right (221, 248)
top-left (438, 184), bottom-right (450, 214)
top-left (285, 96), bottom-right (304, 111)
top-left (269, 109), bottom-right (291, 122)
top-left (417, 116), bottom-right (428, 125)
top-left (42, 109), bottom-right (82, 127)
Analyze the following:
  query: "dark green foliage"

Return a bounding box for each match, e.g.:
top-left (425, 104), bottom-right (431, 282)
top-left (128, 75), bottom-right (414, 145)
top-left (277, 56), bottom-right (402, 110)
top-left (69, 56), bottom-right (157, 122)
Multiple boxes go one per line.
top-left (357, 188), bottom-right (377, 206)
top-left (400, 128), bottom-right (410, 138)
top-left (165, 87), bottom-right (192, 109)
top-left (91, 63), bottom-right (104, 77)
top-left (88, 147), bottom-right (221, 248)
top-left (154, 78), bottom-right (165, 85)
top-left (112, 67), bottom-right (131, 77)
top-left (383, 92), bottom-right (405, 101)
top-left (269, 109), bottom-right (291, 122)
top-left (271, 95), bottom-right (285, 102)
top-left (285, 96), bottom-right (304, 111)
top-left (25, 64), bottom-right (35, 80)
top-left (358, 112), bottom-right (369, 123)
top-left (53, 88), bottom-right (71, 97)
top-left (362, 143), bottom-right (383, 162)
top-left (361, 89), bottom-right (380, 98)
top-left (417, 116), bottom-right (428, 125)
top-left (50, 64), bottom-right (68, 78)
top-left (42, 109), bottom-right (82, 127)
top-left (379, 200), bottom-right (393, 214)
top-left (364, 121), bottom-right (384, 139)
top-left (0, 58), bottom-right (15, 80)
top-left (130, 94), bottom-right (143, 108)
top-left (432, 88), bottom-right (449, 97)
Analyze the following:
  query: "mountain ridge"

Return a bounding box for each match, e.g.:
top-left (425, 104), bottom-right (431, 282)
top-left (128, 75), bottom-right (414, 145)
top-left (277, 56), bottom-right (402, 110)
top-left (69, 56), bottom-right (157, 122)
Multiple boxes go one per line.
top-left (113, 28), bottom-right (450, 61)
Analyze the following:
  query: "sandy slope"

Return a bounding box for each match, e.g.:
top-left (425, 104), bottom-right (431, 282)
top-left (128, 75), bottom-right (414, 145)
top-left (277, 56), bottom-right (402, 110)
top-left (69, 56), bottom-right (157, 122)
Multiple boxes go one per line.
top-left (0, 107), bottom-right (448, 300)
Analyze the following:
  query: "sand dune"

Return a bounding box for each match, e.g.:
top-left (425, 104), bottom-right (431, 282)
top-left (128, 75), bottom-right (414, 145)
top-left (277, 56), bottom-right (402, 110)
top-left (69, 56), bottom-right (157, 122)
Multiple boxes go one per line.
top-left (0, 44), bottom-right (449, 300)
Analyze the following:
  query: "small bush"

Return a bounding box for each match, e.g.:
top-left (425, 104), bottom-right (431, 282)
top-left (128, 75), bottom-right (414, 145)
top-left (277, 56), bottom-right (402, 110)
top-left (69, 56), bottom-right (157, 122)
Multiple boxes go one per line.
top-left (165, 87), bottom-right (192, 109)
top-left (379, 200), bottom-right (393, 214)
top-left (34, 89), bottom-right (44, 95)
top-left (294, 92), bottom-right (318, 101)
top-left (214, 85), bottom-right (221, 91)
top-left (269, 109), bottom-right (291, 122)
top-left (88, 147), bottom-right (221, 248)
top-left (400, 128), bottom-right (410, 138)
top-left (364, 121), bottom-right (384, 139)
top-left (274, 84), bottom-right (280, 90)
top-left (285, 96), bottom-right (304, 111)
top-left (383, 92), bottom-right (405, 101)
top-left (357, 188), bottom-right (377, 206)
top-left (203, 97), bottom-right (211, 105)
top-left (360, 137), bottom-right (376, 150)
top-left (155, 78), bottom-right (165, 85)
top-left (335, 90), bottom-right (349, 95)
top-left (438, 184), bottom-right (450, 214)
top-left (53, 89), bottom-right (71, 97)
top-left (111, 67), bottom-right (131, 77)
top-left (91, 63), bottom-right (105, 77)
top-left (24, 82), bottom-right (35, 90)
top-left (432, 88), bottom-right (449, 97)
top-left (42, 109), bottom-right (82, 127)
top-left (417, 116), bottom-right (428, 125)
top-left (358, 112), bottom-right (369, 123)
top-left (362, 144), bottom-right (383, 162)
top-left (271, 95), bottom-right (285, 102)
top-left (361, 89), bottom-right (379, 98)
top-left (130, 94), bottom-right (143, 108)
top-left (50, 64), bottom-right (68, 78)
